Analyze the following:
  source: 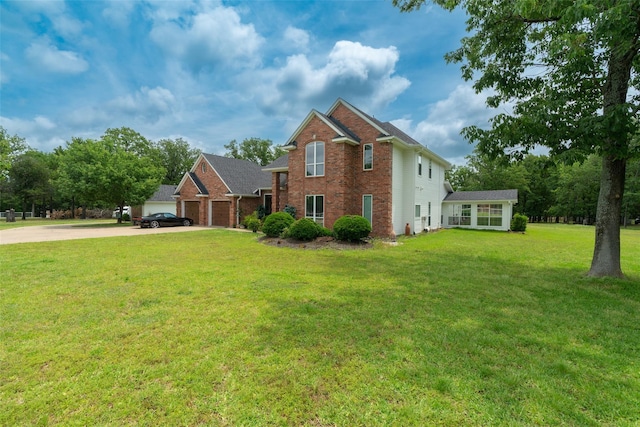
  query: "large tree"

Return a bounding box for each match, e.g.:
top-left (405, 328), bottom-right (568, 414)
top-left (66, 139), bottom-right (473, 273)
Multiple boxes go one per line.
top-left (0, 126), bottom-right (29, 187)
top-left (224, 137), bottom-right (286, 166)
top-left (394, 0), bottom-right (640, 277)
top-left (57, 128), bottom-right (164, 222)
top-left (9, 151), bottom-right (51, 219)
top-left (153, 138), bottom-right (201, 184)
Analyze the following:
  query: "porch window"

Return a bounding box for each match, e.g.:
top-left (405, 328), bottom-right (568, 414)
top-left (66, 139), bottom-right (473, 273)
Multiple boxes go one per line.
top-left (461, 204), bottom-right (471, 225)
top-left (305, 195), bottom-right (324, 225)
top-left (477, 204), bottom-right (502, 226)
top-left (306, 142), bottom-right (324, 177)
top-left (363, 144), bottom-right (373, 170)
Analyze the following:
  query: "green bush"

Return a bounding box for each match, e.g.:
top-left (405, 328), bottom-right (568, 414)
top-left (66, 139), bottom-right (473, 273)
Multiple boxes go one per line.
top-left (122, 213), bottom-right (131, 222)
top-left (318, 226), bottom-right (334, 237)
top-left (333, 215), bottom-right (372, 242)
top-left (262, 212), bottom-right (294, 237)
top-left (242, 211), bottom-right (261, 232)
top-left (287, 218), bottom-right (321, 241)
top-left (511, 213), bottom-right (528, 232)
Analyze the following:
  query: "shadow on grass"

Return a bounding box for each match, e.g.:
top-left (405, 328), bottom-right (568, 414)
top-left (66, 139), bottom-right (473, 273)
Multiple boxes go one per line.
top-left (243, 245), bottom-right (640, 425)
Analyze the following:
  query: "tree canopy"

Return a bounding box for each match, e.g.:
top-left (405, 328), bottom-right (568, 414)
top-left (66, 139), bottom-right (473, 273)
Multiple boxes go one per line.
top-left (394, 0), bottom-right (640, 277)
top-left (224, 137), bottom-right (286, 166)
top-left (153, 138), bottom-right (201, 185)
top-left (57, 128), bottom-right (164, 221)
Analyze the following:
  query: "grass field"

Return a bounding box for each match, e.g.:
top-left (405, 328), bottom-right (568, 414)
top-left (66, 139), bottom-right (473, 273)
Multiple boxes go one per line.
top-left (1, 224), bottom-right (639, 426)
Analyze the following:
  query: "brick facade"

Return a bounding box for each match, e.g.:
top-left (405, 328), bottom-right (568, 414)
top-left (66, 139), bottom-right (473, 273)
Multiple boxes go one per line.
top-left (271, 103), bottom-right (395, 237)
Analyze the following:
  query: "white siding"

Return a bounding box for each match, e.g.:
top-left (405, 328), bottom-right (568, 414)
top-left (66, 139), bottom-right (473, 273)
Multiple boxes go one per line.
top-left (142, 201), bottom-right (176, 216)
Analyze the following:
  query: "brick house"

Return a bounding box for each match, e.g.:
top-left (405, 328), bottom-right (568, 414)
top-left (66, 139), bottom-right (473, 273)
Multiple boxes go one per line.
top-left (263, 98), bottom-right (453, 237)
top-left (173, 154), bottom-right (272, 227)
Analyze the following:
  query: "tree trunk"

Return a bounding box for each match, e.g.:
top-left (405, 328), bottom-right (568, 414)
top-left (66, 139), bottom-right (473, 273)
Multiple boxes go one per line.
top-left (589, 155), bottom-right (625, 277)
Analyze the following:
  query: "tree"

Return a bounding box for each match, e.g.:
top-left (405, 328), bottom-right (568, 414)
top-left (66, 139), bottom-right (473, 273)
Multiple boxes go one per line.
top-left (0, 127), bottom-right (29, 209)
top-left (153, 138), bottom-right (201, 184)
top-left (224, 137), bottom-right (286, 166)
top-left (57, 128), bottom-right (165, 222)
top-left (9, 151), bottom-right (51, 219)
top-left (394, 0), bottom-right (640, 277)
top-left (551, 156), bottom-right (601, 223)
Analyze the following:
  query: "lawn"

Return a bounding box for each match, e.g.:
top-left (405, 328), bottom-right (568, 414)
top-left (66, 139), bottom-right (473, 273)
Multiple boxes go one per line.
top-left (1, 224), bottom-right (639, 426)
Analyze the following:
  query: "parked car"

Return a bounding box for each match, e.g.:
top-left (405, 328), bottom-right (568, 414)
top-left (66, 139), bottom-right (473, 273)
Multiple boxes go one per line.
top-left (139, 212), bottom-right (193, 228)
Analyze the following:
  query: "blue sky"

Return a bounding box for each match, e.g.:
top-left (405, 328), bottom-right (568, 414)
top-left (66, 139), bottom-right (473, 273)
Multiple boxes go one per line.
top-left (0, 0), bottom-right (494, 165)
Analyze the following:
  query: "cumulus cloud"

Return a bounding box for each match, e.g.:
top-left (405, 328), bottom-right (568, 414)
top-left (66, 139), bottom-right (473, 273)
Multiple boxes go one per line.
top-left (255, 40), bottom-right (410, 116)
top-left (16, 1), bottom-right (84, 38)
top-left (101, 0), bottom-right (136, 27)
top-left (25, 37), bottom-right (88, 74)
top-left (391, 85), bottom-right (497, 164)
top-left (283, 26), bottom-right (310, 52)
top-left (149, 6), bottom-right (264, 71)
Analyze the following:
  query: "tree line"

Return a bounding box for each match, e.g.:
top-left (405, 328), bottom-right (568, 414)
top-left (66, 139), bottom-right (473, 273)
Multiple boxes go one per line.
top-left (0, 126), bottom-right (286, 220)
top-left (448, 150), bottom-right (640, 227)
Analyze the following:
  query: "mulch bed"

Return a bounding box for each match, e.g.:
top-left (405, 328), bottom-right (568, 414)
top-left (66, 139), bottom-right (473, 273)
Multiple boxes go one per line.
top-left (259, 235), bottom-right (374, 250)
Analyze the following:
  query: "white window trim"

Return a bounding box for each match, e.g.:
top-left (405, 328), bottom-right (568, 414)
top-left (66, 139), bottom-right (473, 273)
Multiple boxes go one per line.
top-left (363, 194), bottom-right (373, 224)
top-left (363, 143), bottom-right (373, 171)
top-left (305, 194), bottom-right (324, 226)
top-left (306, 141), bottom-right (325, 177)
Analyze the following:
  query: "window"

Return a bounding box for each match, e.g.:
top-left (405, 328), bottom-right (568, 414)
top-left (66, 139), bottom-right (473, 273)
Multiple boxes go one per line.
top-left (418, 155), bottom-right (422, 176)
top-left (201, 162), bottom-right (206, 173)
top-left (306, 142), bottom-right (324, 177)
top-left (363, 144), bottom-right (373, 170)
top-left (428, 202), bottom-right (432, 226)
top-left (305, 195), bottom-right (324, 225)
top-left (415, 204), bottom-right (421, 218)
top-left (477, 204), bottom-right (502, 226)
top-left (461, 204), bottom-right (471, 225)
top-left (428, 160), bottom-right (432, 179)
top-left (264, 194), bottom-right (272, 215)
top-left (363, 195), bottom-right (372, 224)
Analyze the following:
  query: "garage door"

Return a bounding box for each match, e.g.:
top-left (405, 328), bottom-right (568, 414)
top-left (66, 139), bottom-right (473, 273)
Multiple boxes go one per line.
top-left (185, 201), bottom-right (200, 225)
top-left (212, 201), bottom-right (230, 226)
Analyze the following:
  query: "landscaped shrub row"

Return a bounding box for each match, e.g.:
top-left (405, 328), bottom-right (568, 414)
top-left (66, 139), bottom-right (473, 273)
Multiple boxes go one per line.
top-left (246, 210), bottom-right (371, 242)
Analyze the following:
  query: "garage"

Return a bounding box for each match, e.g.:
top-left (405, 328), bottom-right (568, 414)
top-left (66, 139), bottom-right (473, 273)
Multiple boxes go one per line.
top-left (184, 201), bottom-right (200, 225)
top-left (212, 201), bottom-right (230, 226)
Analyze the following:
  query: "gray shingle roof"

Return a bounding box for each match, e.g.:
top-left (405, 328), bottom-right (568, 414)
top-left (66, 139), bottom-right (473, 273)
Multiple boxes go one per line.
top-left (188, 172), bottom-right (208, 195)
top-left (149, 184), bottom-right (178, 201)
top-left (203, 154), bottom-right (272, 195)
top-left (443, 189), bottom-right (519, 202)
top-left (263, 154), bottom-right (289, 170)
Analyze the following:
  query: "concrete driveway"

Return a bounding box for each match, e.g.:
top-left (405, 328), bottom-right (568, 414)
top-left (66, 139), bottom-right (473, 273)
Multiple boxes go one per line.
top-left (0, 223), bottom-right (208, 245)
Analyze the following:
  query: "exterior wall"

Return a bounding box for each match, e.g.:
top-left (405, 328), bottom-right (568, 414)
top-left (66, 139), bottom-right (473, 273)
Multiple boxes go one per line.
top-left (141, 201), bottom-right (176, 216)
top-left (176, 156), bottom-right (233, 227)
top-left (442, 201), bottom-right (515, 231)
top-left (284, 106), bottom-right (394, 236)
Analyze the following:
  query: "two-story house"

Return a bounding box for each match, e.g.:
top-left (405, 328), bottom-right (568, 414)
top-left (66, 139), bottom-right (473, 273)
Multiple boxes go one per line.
top-left (263, 98), bottom-right (452, 237)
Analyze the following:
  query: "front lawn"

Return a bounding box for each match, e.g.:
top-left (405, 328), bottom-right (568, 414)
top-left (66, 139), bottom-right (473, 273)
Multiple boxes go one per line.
top-left (1, 224), bottom-right (639, 426)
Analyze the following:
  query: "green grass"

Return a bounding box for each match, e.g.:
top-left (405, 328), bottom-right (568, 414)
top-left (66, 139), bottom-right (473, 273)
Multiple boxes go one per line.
top-left (1, 224), bottom-right (639, 426)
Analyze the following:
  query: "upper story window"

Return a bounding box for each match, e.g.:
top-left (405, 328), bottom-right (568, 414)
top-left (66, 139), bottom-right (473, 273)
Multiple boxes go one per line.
top-left (306, 142), bottom-right (324, 177)
top-left (428, 160), bottom-right (432, 179)
top-left (418, 155), bottom-right (423, 176)
top-left (201, 162), bottom-right (207, 174)
top-left (363, 144), bottom-right (373, 170)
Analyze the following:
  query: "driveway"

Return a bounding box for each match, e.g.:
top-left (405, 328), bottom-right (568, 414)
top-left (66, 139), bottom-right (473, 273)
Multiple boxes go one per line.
top-left (0, 223), bottom-right (208, 245)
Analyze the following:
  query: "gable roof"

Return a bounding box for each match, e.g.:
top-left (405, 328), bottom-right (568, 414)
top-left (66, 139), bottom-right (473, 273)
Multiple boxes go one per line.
top-left (148, 184), bottom-right (178, 202)
top-left (202, 153), bottom-right (272, 195)
top-left (285, 98), bottom-right (451, 168)
top-left (443, 189), bottom-right (519, 202)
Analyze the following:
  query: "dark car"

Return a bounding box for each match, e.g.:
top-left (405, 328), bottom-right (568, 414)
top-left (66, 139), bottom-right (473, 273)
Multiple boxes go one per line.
top-left (140, 212), bottom-right (193, 228)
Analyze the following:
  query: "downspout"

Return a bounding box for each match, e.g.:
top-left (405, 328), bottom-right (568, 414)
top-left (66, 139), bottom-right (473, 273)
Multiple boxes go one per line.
top-left (236, 195), bottom-right (243, 227)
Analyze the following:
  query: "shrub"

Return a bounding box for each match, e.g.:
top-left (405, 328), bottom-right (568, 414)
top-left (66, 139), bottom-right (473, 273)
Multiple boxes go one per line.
top-left (318, 226), bottom-right (334, 237)
top-left (262, 212), bottom-right (294, 237)
top-left (243, 211), bottom-right (261, 232)
top-left (333, 215), bottom-right (372, 242)
top-left (511, 213), bottom-right (528, 232)
top-left (256, 204), bottom-right (267, 220)
top-left (122, 213), bottom-right (131, 222)
top-left (287, 218), bottom-right (322, 241)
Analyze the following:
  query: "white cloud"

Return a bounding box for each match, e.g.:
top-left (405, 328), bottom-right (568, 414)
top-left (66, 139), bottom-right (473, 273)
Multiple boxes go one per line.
top-left (15, 1), bottom-right (84, 38)
top-left (149, 5), bottom-right (264, 71)
top-left (255, 40), bottom-right (410, 116)
top-left (391, 85), bottom-right (498, 163)
top-left (25, 37), bottom-right (88, 74)
top-left (283, 26), bottom-right (310, 52)
top-left (101, 0), bottom-right (136, 27)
